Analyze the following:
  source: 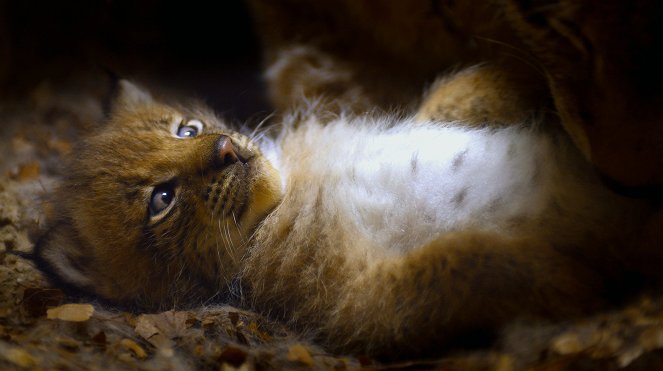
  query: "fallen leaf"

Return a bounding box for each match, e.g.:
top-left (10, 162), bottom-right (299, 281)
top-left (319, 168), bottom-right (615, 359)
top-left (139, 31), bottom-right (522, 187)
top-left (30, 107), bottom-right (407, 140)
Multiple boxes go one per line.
top-left (551, 333), bottom-right (583, 355)
top-left (639, 325), bottom-right (663, 350)
top-left (48, 137), bottom-right (72, 155)
top-left (3, 348), bottom-right (36, 368)
top-left (157, 310), bottom-right (190, 335)
top-left (11, 135), bottom-right (34, 154)
top-left (248, 321), bottom-right (272, 342)
top-left (16, 161), bottom-right (40, 181)
top-left (46, 303), bottom-right (94, 322)
top-left (135, 315), bottom-right (160, 340)
top-left (134, 310), bottom-right (200, 356)
top-left (618, 347), bottom-right (644, 368)
top-left (136, 310), bottom-right (189, 339)
top-left (287, 344), bottom-right (314, 367)
top-left (57, 336), bottom-right (81, 351)
top-left (135, 310), bottom-right (192, 353)
top-left (147, 333), bottom-right (174, 353)
top-left (119, 338), bottom-right (147, 359)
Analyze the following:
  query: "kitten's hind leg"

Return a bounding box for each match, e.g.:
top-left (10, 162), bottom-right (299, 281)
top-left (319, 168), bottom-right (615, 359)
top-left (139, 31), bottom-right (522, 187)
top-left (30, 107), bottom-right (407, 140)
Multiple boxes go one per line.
top-left (325, 231), bottom-right (605, 357)
top-left (415, 64), bottom-right (552, 127)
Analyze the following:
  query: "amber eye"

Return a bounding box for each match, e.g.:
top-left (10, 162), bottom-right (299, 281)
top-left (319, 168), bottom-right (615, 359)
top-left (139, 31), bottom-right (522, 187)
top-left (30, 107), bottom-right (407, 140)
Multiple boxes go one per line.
top-left (149, 183), bottom-right (175, 216)
top-left (176, 119), bottom-right (204, 138)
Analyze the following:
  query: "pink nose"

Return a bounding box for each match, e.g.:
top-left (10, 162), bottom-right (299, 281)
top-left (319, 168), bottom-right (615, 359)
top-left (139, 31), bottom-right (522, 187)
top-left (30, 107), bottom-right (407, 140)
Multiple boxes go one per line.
top-left (215, 135), bottom-right (240, 168)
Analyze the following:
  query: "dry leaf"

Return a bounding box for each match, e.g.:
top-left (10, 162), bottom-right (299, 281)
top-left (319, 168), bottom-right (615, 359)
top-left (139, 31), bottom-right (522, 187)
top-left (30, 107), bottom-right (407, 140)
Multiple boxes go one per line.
top-left (248, 321), bottom-right (272, 342)
top-left (551, 333), bottom-right (583, 355)
top-left (618, 347), bottom-right (644, 368)
top-left (57, 336), bottom-right (81, 351)
top-left (48, 137), bottom-right (72, 155)
top-left (287, 344), bottom-right (314, 367)
top-left (157, 310), bottom-right (190, 335)
top-left (147, 333), bottom-right (174, 353)
top-left (10, 136), bottom-right (35, 163)
top-left (3, 348), bottom-right (36, 368)
top-left (136, 310), bottom-right (189, 339)
top-left (616, 325), bottom-right (663, 367)
top-left (639, 325), bottom-right (663, 350)
top-left (135, 315), bottom-right (160, 340)
top-left (134, 310), bottom-right (193, 353)
top-left (119, 338), bottom-right (147, 359)
top-left (16, 161), bottom-right (40, 181)
top-left (47, 303), bottom-right (94, 322)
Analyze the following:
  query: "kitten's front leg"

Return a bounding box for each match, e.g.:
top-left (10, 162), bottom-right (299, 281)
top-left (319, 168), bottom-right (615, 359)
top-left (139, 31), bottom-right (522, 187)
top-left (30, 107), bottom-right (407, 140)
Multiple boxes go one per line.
top-left (325, 231), bottom-right (605, 357)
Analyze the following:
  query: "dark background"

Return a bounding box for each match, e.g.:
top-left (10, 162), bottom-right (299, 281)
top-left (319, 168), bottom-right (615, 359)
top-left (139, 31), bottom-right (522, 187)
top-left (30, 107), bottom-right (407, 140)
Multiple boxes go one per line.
top-left (0, 0), bottom-right (269, 121)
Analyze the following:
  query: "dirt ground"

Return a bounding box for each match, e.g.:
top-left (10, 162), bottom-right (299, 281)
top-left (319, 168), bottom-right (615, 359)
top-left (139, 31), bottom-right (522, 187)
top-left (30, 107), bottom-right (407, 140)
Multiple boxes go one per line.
top-left (2, 73), bottom-right (663, 371)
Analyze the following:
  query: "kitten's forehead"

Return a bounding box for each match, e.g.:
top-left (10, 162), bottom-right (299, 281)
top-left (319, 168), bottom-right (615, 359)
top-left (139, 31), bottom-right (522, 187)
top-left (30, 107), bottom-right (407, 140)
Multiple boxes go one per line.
top-left (110, 98), bottom-right (225, 131)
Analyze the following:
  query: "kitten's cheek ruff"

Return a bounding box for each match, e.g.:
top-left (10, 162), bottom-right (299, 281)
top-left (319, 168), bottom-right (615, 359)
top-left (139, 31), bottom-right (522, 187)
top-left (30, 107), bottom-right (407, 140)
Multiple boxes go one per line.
top-left (246, 159), bottom-right (283, 224)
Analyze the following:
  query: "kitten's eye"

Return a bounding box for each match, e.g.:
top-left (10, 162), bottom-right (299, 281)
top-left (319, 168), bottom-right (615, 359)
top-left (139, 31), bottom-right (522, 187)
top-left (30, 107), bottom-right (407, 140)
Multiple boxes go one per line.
top-left (149, 183), bottom-right (175, 216)
top-left (176, 119), bottom-right (204, 138)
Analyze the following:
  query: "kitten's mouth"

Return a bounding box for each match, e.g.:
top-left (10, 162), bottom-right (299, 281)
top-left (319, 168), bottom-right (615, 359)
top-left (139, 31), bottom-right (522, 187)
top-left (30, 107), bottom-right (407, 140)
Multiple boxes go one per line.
top-left (204, 163), bottom-right (250, 221)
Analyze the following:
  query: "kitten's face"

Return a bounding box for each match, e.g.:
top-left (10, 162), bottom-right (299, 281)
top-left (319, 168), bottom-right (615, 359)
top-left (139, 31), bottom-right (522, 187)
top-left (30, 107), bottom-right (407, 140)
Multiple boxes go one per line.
top-left (36, 81), bottom-right (282, 309)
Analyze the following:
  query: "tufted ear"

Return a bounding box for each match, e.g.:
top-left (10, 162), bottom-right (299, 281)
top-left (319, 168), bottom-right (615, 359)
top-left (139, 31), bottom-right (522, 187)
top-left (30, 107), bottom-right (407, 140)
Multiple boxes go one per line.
top-left (32, 221), bottom-right (95, 293)
top-left (113, 79), bottom-right (154, 113)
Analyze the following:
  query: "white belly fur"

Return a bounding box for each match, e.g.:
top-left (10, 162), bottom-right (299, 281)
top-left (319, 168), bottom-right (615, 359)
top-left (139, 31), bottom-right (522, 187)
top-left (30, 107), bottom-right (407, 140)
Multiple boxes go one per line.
top-left (266, 117), bottom-right (637, 253)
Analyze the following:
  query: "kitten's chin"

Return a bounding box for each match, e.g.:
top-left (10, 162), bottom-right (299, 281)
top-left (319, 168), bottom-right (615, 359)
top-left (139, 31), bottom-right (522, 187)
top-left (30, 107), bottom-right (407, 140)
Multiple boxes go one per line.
top-left (243, 159), bottom-right (283, 227)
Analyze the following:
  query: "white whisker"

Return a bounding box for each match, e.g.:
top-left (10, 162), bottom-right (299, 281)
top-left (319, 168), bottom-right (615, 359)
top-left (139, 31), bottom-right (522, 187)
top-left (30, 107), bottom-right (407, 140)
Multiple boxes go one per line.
top-left (249, 112), bottom-right (275, 141)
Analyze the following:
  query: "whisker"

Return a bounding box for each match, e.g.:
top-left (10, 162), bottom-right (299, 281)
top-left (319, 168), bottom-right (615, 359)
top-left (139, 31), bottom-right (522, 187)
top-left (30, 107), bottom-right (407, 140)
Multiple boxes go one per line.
top-left (223, 220), bottom-right (236, 264)
top-left (473, 36), bottom-right (546, 77)
top-left (249, 112), bottom-right (276, 141)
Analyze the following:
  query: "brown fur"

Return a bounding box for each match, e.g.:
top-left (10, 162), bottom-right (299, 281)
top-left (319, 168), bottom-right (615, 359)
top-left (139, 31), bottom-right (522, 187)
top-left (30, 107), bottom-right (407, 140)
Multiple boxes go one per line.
top-left (34, 77), bottom-right (656, 358)
top-left (415, 64), bottom-right (551, 126)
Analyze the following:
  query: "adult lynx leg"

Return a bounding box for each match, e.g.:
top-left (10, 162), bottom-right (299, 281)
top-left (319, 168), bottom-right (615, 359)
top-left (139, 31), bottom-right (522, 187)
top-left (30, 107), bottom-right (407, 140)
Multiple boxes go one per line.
top-left (326, 232), bottom-right (604, 356)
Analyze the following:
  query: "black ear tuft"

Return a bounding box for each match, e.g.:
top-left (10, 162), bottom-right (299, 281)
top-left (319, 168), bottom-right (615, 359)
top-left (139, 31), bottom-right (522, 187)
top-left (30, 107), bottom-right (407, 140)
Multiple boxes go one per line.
top-left (100, 66), bottom-right (121, 117)
top-left (32, 221), bottom-right (95, 293)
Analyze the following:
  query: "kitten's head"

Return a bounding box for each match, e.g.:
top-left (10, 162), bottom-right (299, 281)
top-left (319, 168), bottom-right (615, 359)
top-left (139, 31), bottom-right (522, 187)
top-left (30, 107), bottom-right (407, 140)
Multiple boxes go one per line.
top-left (35, 81), bottom-right (282, 309)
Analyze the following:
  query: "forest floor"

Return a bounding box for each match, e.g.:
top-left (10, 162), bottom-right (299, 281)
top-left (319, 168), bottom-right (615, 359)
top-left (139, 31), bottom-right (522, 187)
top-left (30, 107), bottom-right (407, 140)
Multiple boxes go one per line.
top-left (2, 75), bottom-right (663, 370)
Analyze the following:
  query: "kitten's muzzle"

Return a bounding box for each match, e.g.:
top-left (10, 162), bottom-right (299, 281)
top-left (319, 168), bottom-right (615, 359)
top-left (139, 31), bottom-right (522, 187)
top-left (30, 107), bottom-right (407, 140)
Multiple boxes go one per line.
top-left (213, 135), bottom-right (245, 168)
